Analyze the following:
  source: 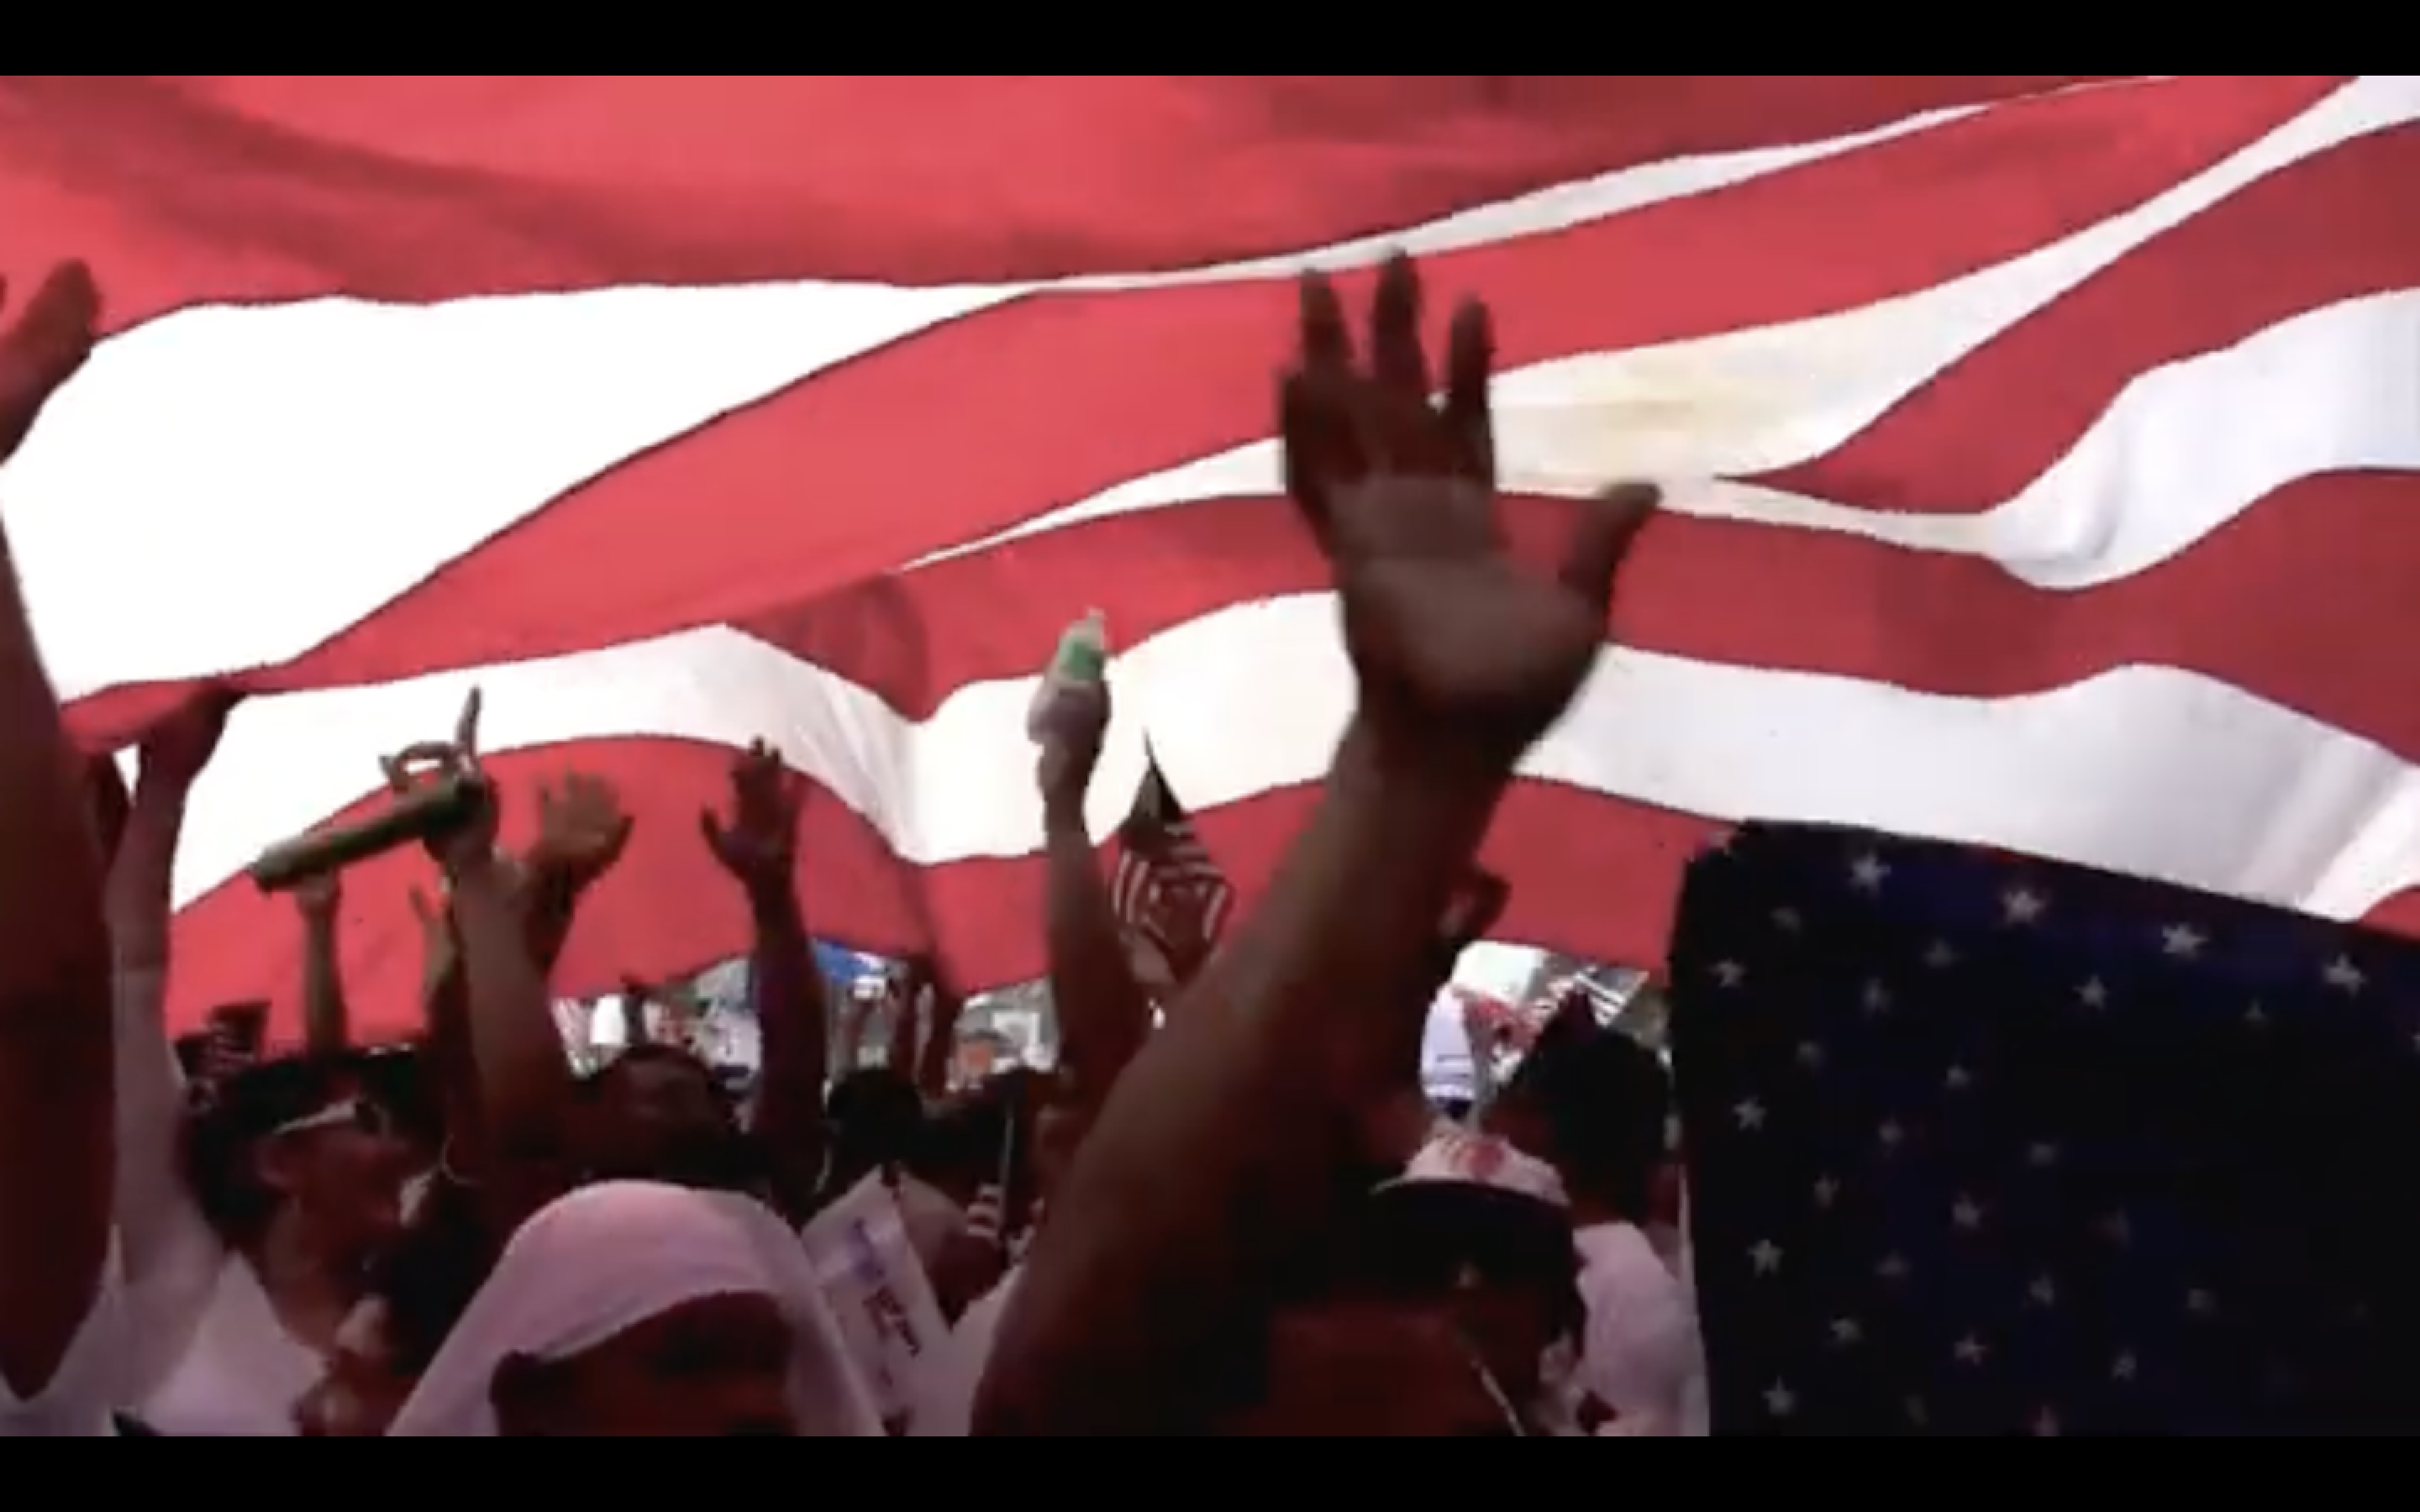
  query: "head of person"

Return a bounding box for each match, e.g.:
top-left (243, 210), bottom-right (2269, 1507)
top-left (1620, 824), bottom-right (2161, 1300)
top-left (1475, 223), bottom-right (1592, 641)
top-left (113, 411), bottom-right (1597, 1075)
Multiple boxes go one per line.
top-left (1488, 1027), bottom-right (1670, 1227)
top-left (823, 1066), bottom-right (925, 1193)
top-left (577, 1042), bottom-right (746, 1189)
top-left (908, 1077), bottom-right (1041, 1313)
top-left (387, 1182), bottom-right (884, 1438)
top-left (911, 1081), bottom-right (1012, 1207)
top-left (1223, 1131), bottom-right (1581, 1436)
top-left (182, 1050), bottom-right (418, 1272)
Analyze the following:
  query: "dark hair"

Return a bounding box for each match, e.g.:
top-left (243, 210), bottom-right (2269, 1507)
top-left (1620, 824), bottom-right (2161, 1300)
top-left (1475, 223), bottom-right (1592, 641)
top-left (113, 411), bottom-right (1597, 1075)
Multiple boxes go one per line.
top-left (372, 1173), bottom-right (499, 1374)
top-left (577, 1043), bottom-right (760, 1192)
top-left (580, 1042), bottom-right (722, 1104)
top-left (912, 1068), bottom-right (1053, 1210)
top-left (1512, 1030), bottom-right (1669, 1218)
top-left (355, 1043), bottom-right (439, 1152)
top-left (180, 1053), bottom-right (369, 1246)
top-left (825, 1067), bottom-right (923, 1169)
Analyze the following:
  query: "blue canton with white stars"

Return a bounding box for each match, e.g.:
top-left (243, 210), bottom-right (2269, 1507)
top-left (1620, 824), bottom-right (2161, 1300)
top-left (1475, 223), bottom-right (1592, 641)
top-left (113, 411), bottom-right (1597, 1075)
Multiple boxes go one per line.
top-left (1669, 823), bottom-right (2420, 1436)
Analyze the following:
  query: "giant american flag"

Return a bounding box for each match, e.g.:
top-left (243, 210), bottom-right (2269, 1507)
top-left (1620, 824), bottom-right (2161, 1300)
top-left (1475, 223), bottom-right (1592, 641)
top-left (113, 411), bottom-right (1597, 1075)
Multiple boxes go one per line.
top-left (1671, 822), bottom-right (2420, 1434)
top-left (3, 75), bottom-right (2416, 1041)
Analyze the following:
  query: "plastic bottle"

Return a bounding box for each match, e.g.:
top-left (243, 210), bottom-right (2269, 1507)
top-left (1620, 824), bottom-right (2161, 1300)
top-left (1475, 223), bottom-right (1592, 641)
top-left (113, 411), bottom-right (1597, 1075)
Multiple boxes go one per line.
top-left (1027, 610), bottom-right (1109, 743)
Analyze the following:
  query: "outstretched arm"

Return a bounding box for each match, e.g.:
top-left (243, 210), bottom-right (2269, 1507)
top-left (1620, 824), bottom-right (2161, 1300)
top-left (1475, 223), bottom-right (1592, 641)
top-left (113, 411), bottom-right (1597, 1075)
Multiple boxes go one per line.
top-left (700, 742), bottom-right (830, 1220)
top-left (0, 265), bottom-right (117, 1410)
top-left (979, 259), bottom-right (1654, 1434)
top-left (104, 695), bottom-right (237, 1399)
top-left (1037, 689), bottom-right (1155, 1126)
top-left (295, 874), bottom-right (353, 1056)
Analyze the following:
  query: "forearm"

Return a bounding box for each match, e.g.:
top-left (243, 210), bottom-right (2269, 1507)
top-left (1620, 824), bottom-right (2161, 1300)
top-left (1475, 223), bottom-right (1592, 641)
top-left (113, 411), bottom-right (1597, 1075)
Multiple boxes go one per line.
top-left (104, 776), bottom-right (187, 971)
top-left (1041, 812), bottom-right (1152, 1104)
top-left (103, 783), bottom-right (194, 1268)
top-left (746, 879), bottom-right (829, 1215)
top-left (884, 980), bottom-right (919, 1069)
top-left (914, 982), bottom-right (959, 1098)
top-left (0, 569), bottom-right (106, 1005)
top-left (429, 861), bottom-right (581, 1163)
top-left (0, 534), bottom-right (113, 1396)
top-left (450, 863), bottom-right (574, 1179)
top-left (978, 722), bottom-right (1498, 1434)
top-left (520, 862), bottom-right (586, 976)
top-left (300, 914), bottom-right (350, 1055)
top-left (103, 788), bottom-right (215, 1287)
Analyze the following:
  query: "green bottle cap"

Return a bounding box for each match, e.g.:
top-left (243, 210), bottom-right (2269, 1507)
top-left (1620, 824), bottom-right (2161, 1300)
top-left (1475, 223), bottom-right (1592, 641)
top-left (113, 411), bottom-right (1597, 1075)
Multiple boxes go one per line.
top-left (1054, 616), bottom-right (1107, 684)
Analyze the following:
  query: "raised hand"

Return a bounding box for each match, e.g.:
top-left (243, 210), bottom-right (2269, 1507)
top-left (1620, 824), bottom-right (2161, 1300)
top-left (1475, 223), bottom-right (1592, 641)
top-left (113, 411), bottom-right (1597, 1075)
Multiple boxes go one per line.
top-left (699, 739), bottom-right (801, 893)
top-left (139, 687), bottom-right (239, 793)
top-left (381, 687), bottom-right (483, 796)
top-left (1281, 255), bottom-right (1656, 780)
top-left (381, 688), bottom-right (497, 874)
top-left (529, 770), bottom-right (634, 890)
top-left (0, 261), bottom-right (98, 465)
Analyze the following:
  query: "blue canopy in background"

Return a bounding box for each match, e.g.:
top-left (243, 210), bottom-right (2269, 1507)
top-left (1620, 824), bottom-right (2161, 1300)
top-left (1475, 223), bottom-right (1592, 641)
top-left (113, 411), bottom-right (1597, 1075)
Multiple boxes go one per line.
top-left (813, 942), bottom-right (888, 986)
top-left (679, 943), bottom-right (886, 1021)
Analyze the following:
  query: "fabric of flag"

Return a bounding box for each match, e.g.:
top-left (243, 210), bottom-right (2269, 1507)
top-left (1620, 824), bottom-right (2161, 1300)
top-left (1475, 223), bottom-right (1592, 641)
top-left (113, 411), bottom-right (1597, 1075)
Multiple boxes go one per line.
top-left (1668, 822), bottom-right (2420, 1436)
top-left (1110, 756), bottom-right (1234, 984)
top-left (4, 76), bottom-right (2419, 1037)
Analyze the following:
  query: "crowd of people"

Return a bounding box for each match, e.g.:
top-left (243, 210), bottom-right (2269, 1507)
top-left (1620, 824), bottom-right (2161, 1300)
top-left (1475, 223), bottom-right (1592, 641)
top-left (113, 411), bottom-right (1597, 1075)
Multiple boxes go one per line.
top-left (0, 251), bottom-right (1703, 1436)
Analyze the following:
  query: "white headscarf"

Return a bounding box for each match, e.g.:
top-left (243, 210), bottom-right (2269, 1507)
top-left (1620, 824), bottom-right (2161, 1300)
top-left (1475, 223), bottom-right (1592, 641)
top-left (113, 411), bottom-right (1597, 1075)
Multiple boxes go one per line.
top-left (387, 1181), bottom-right (883, 1436)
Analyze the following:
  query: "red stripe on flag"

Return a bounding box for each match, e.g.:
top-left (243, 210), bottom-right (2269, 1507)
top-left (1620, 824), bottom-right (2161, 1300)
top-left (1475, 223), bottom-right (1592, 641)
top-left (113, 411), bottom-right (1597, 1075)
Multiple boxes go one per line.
top-left (1764, 123), bottom-right (2420, 514)
top-left (17, 74), bottom-right (2400, 1038)
top-left (153, 720), bottom-right (2420, 1040)
top-left (53, 74), bottom-right (2327, 751)
top-left (0, 76), bottom-right (2145, 323)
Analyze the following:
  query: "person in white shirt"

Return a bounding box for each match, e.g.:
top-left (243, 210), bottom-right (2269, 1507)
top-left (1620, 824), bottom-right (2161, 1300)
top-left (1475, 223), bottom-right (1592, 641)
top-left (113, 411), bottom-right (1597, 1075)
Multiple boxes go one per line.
top-left (123, 1050), bottom-right (418, 1435)
top-left (103, 694), bottom-right (420, 1436)
top-left (1491, 1026), bottom-right (1702, 1435)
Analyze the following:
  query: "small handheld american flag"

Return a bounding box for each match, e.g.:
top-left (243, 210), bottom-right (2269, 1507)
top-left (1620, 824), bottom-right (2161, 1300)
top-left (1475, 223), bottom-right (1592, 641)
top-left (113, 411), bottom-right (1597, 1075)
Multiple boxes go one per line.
top-left (1671, 822), bottom-right (2420, 1436)
top-left (1110, 753), bottom-right (1233, 986)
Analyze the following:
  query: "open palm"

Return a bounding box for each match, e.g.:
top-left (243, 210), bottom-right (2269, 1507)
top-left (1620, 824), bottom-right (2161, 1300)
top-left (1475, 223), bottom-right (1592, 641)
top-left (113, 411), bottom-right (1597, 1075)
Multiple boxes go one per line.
top-left (700, 738), bottom-right (800, 888)
top-left (1281, 257), bottom-right (1655, 774)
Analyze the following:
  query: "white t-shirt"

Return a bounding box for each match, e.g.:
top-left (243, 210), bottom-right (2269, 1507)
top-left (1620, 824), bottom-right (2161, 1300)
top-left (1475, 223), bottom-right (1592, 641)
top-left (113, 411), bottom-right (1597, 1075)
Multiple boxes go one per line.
top-left (1573, 1221), bottom-right (1702, 1436)
top-left (0, 1257), bottom-right (124, 1437)
top-left (110, 964), bottom-right (318, 1436)
top-left (135, 1255), bottom-right (323, 1436)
